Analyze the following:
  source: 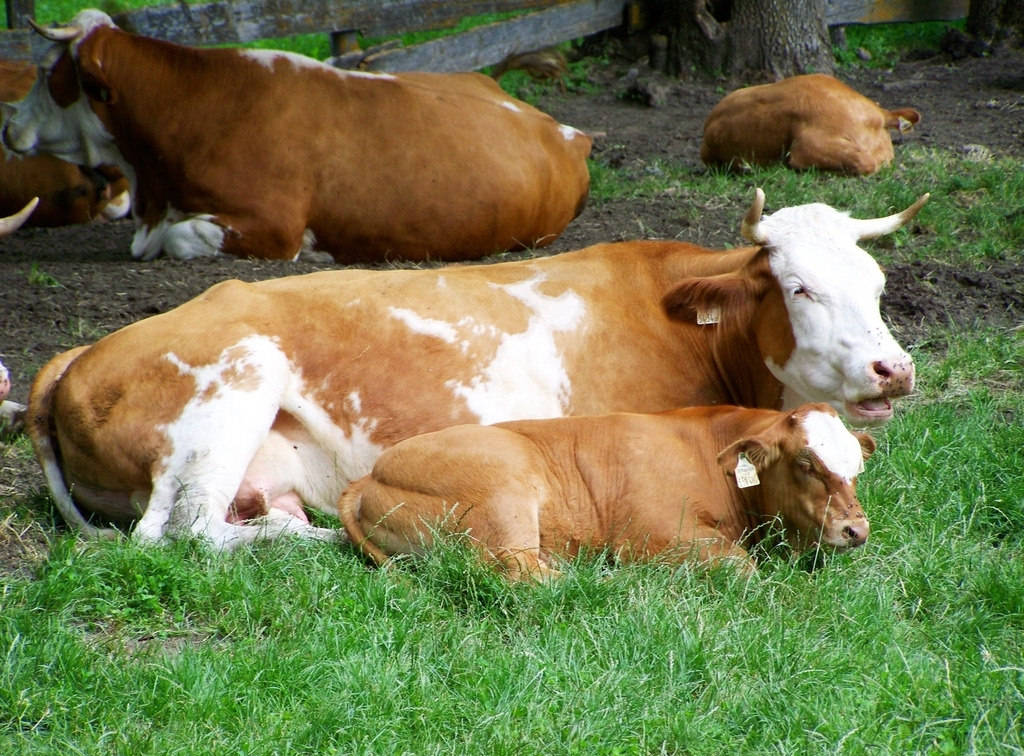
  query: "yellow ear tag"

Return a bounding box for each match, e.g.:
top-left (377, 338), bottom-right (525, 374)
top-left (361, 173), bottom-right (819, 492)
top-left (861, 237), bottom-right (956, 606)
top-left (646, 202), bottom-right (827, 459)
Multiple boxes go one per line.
top-left (898, 116), bottom-right (913, 133)
top-left (697, 306), bottom-right (721, 325)
top-left (735, 453), bottom-right (760, 488)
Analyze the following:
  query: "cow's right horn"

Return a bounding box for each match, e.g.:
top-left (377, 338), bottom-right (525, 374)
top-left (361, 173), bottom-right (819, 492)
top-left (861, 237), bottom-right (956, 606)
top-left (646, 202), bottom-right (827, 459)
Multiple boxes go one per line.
top-left (0, 197), bottom-right (38, 236)
top-left (850, 193), bottom-right (930, 240)
top-left (740, 187), bottom-right (767, 244)
top-left (28, 18), bottom-right (83, 42)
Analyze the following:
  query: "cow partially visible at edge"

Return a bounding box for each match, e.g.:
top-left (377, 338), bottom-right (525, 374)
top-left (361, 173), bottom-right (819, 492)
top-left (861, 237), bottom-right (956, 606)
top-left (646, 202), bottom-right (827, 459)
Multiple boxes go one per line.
top-left (340, 403), bottom-right (875, 579)
top-left (0, 58), bottom-right (130, 226)
top-left (2, 10), bottom-right (591, 263)
top-left (26, 189), bottom-right (925, 549)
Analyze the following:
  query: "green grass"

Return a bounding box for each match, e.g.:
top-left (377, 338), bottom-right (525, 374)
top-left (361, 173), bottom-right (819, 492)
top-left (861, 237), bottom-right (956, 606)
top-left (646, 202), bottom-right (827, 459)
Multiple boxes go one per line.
top-left (588, 147), bottom-right (1024, 265)
top-left (836, 20), bottom-right (965, 68)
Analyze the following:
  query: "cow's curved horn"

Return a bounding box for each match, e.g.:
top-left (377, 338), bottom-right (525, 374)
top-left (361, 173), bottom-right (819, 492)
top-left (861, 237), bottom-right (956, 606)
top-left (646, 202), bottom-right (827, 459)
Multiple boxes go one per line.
top-left (28, 18), bottom-right (83, 42)
top-left (0, 197), bottom-right (38, 235)
top-left (740, 187), bottom-right (767, 243)
top-left (850, 193), bottom-right (930, 240)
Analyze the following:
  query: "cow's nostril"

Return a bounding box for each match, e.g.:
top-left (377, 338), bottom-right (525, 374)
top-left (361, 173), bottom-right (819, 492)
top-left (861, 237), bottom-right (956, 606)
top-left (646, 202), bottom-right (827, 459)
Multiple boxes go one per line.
top-left (872, 361), bottom-right (892, 380)
top-left (843, 525), bottom-right (866, 545)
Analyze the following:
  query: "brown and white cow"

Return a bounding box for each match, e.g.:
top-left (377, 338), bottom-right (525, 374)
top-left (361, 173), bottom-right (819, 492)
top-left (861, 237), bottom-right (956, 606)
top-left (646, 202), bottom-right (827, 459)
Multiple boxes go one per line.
top-left (2, 10), bottom-right (591, 262)
top-left (340, 403), bottom-right (875, 579)
top-left (701, 74), bottom-right (921, 176)
top-left (0, 58), bottom-right (130, 226)
top-left (26, 189), bottom-right (924, 549)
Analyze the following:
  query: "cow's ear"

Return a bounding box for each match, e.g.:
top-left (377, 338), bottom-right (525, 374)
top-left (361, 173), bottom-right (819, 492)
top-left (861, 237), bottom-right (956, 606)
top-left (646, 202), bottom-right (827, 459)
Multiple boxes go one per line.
top-left (77, 52), bottom-right (116, 105)
top-left (888, 107), bottom-right (921, 133)
top-left (717, 437), bottom-right (778, 475)
top-left (662, 274), bottom-right (750, 324)
top-left (854, 431), bottom-right (876, 462)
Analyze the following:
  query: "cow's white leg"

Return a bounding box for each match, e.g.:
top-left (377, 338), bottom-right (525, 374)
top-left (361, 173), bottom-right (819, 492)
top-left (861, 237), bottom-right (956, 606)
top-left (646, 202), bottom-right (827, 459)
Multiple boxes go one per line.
top-left (131, 214), bottom-right (225, 260)
top-left (0, 399), bottom-right (26, 431)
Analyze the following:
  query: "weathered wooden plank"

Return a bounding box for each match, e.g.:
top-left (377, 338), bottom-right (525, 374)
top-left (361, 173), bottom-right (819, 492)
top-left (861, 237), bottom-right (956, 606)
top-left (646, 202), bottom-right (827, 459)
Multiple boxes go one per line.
top-left (825, 0), bottom-right (969, 25)
top-left (358, 0), bottom-right (626, 72)
top-left (0, 27), bottom-right (30, 57)
top-left (111, 0), bottom-right (587, 46)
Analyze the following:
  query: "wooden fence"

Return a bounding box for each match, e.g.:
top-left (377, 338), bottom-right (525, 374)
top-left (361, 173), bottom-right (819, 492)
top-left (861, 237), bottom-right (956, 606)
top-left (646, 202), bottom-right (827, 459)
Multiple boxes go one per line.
top-left (1, 0), bottom-right (970, 66)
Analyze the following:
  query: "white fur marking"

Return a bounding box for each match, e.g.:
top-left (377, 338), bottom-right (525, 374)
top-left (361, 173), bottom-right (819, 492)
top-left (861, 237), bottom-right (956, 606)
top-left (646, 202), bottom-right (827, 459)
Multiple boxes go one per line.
top-left (239, 48), bottom-right (396, 80)
top-left (802, 410), bottom-right (864, 483)
top-left (559, 124), bottom-right (580, 140)
top-left (388, 307), bottom-right (459, 344)
top-left (501, 101), bottom-right (522, 112)
top-left (447, 275), bottom-right (585, 424)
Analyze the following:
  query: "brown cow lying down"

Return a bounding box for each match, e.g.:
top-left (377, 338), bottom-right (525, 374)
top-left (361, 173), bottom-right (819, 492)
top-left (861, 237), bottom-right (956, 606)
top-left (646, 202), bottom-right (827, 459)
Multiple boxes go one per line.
top-left (0, 59), bottom-right (130, 226)
top-left (700, 73), bottom-right (921, 176)
top-left (0, 150), bottom-right (130, 226)
top-left (340, 403), bottom-right (875, 579)
top-left (3, 10), bottom-right (591, 262)
top-left (26, 188), bottom-right (922, 551)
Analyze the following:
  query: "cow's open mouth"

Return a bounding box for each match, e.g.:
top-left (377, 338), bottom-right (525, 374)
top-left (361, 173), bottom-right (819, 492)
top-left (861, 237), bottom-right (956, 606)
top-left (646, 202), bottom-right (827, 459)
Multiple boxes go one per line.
top-left (846, 397), bottom-right (893, 422)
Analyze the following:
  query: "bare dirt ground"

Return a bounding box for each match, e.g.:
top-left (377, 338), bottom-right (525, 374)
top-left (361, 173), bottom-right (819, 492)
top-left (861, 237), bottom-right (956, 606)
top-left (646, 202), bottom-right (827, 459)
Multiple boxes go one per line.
top-left (1, 43), bottom-right (1022, 573)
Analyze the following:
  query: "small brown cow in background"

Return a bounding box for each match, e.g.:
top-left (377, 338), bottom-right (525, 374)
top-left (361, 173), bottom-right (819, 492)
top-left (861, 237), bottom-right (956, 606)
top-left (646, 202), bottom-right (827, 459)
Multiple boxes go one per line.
top-left (700, 73), bottom-right (921, 176)
top-left (0, 59), bottom-right (130, 227)
top-left (340, 403), bottom-right (875, 580)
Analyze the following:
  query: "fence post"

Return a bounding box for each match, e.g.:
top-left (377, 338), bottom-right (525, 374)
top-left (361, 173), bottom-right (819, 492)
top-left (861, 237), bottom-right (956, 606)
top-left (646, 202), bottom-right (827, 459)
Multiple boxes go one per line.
top-left (330, 29), bottom-right (361, 57)
top-left (4, 0), bottom-right (34, 29)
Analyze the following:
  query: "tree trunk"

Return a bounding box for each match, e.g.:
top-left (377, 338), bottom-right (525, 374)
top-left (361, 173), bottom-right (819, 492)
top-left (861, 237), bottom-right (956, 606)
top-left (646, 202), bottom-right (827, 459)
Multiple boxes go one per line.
top-left (967, 0), bottom-right (1024, 46)
top-left (652, 0), bottom-right (833, 82)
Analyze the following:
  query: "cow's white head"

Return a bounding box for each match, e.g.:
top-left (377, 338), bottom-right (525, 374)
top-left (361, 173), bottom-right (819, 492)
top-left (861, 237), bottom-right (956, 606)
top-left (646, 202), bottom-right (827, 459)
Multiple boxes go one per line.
top-left (663, 189), bottom-right (925, 426)
top-left (2, 10), bottom-right (122, 168)
top-left (742, 188), bottom-right (925, 424)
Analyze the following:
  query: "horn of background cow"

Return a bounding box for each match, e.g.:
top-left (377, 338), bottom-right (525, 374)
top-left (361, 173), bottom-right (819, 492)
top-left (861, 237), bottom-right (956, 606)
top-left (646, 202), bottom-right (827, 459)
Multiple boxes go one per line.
top-left (0, 197), bottom-right (38, 235)
top-left (28, 18), bottom-right (82, 42)
top-left (740, 187), bottom-right (767, 243)
top-left (851, 193), bottom-right (930, 240)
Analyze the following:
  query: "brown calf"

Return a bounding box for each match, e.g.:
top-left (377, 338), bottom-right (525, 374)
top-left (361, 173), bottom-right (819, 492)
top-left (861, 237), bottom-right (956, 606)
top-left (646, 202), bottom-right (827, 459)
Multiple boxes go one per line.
top-left (340, 403), bottom-right (875, 579)
top-left (701, 73), bottom-right (921, 176)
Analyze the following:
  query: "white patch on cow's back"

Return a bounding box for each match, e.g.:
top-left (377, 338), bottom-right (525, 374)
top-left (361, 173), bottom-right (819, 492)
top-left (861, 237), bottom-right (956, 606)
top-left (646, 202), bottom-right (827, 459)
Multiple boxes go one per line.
top-left (388, 307), bottom-right (459, 344)
top-left (559, 124), bottom-right (582, 140)
top-left (801, 410), bottom-right (864, 482)
top-left (501, 101), bottom-right (522, 112)
top-left (239, 48), bottom-right (396, 80)
top-left (448, 274), bottom-right (586, 424)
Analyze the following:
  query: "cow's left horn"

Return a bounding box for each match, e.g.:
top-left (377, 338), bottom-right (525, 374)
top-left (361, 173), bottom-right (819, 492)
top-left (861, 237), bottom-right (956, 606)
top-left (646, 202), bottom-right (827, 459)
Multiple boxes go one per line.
top-left (28, 18), bottom-right (83, 42)
top-left (851, 193), bottom-right (930, 240)
top-left (740, 187), bottom-right (767, 243)
top-left (0, 197), bottom-right (38, 236)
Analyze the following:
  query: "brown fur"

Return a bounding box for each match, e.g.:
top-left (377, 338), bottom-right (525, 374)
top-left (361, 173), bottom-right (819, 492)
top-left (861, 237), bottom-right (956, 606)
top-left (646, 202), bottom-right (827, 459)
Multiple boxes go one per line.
top-left (701, 73), bottom-right (921, 175)
top-left (40, 26), bottom-right (590, 261)
top-left (340, 404), bottom-right (874, 579)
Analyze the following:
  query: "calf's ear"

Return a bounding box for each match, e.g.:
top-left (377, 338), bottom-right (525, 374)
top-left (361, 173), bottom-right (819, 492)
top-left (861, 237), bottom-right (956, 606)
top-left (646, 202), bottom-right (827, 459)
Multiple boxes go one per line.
top-left (855, 431), bottom-right (876, 462)
top-left (717, 437), bottom-right (779, 475)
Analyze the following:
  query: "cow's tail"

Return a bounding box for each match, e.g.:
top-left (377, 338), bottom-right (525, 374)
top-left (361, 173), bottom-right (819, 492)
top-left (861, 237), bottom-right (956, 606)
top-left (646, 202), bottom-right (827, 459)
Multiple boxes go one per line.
top-left (26, 346), bottom-right (119, 540)
top-left (338, 476), bottom-right (390, 567)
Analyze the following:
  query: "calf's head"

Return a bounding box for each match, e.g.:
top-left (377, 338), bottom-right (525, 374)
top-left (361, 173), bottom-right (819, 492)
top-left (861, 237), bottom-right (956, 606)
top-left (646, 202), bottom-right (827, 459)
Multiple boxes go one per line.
top-left (664, 188), bottom-right (925, 425)
top-left (717, 403), bottom-right (874, 553)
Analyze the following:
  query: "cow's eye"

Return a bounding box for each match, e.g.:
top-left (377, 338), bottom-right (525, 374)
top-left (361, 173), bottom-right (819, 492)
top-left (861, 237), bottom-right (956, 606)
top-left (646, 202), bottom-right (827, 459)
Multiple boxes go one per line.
top-left (792, 285), bottom-right (811, 299)
top-left (81, 78), bottom-right (111, 103)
